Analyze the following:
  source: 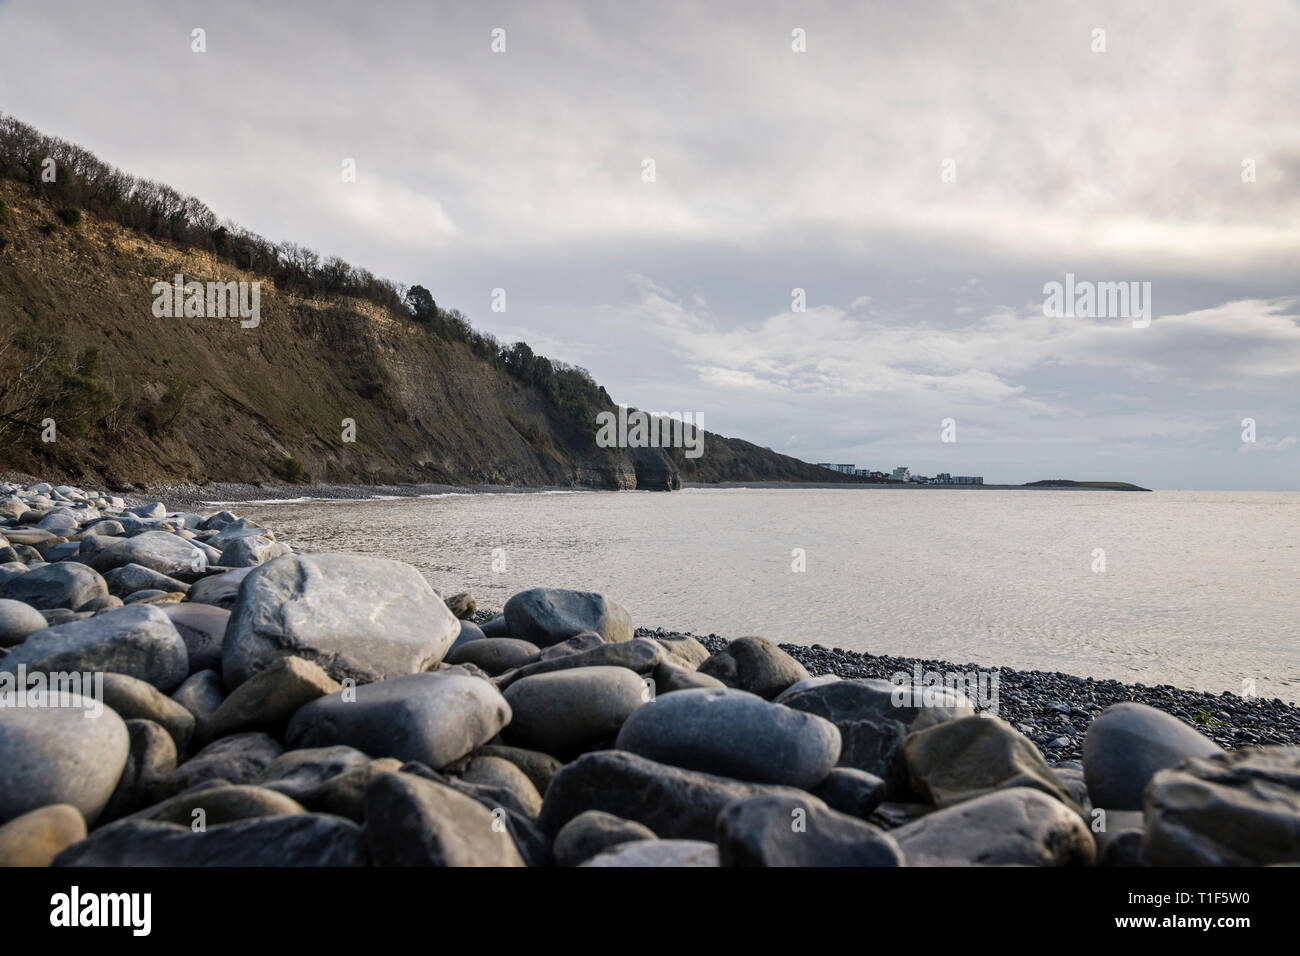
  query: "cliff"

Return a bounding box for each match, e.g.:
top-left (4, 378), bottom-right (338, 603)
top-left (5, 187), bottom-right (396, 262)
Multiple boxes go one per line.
top-left (0, 176), bottom-right (845, 492)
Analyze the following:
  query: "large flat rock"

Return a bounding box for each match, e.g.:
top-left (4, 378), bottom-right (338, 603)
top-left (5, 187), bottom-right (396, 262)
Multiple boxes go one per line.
top-left (222, 553), bottom-right (459, 687)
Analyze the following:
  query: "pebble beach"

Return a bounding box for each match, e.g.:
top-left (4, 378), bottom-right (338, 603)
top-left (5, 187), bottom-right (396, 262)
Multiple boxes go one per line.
top-left (2, 478), bottom-right (1299, 867)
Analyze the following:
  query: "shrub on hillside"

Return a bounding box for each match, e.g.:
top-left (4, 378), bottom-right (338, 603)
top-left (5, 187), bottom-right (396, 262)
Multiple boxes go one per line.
top-left (272, 456), bottom-right (308, 483)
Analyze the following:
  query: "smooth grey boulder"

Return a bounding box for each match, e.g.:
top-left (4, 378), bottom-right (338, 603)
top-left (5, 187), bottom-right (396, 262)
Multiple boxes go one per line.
top-left (446, 637), bottom-right (540, 675)
top-left (0, 562), bottom-right (107, 611)
top-left (697, 636), bottom-right (809, 700)
top-left (4, 527), bottom-right (60, 547)
top-left (161, 603), bottom-right (230, 674)
top-left (258, 747), bottom-right (402, 822)
top-left (650, 632), bottom-right (710, 669)
top-left (90, 530), bottom-right (208, 578)
top-left (397, 761), bottom-right (552, 865)
top-left (257, 745), bottom-right (375, 796)
top-left (100, 672), bottom-right (196, 750)
top-left (0, 604), bottom-right (189, 691)
top-left (0, 599), bottom-right (46, 647)
top-left (905, 715), bottom-right (1079, 810)
top-left (539, 750), bottom-right (816, 840)
top-left (222, 553), bottom-right (460, 688)
top-left (53, 814), bottom-right (367, 866)
top-left (199, 511), bottom-right (239, 532)
top-left (461, 755), bottom-right (544, 818)
top-left (448, 619), bottom-right (484, 653)
top-left (130, 784), bottom-right (306, 828)
top-left (0, 695), bottom-right (129, 825)
top-left (220, 534), bottom-right (288, 568)
top-left (39, 608), bottom-right (87, 627)
top-left (478, 744), bottom-right (565, 797)
top-left (364, 771), bottom-right (525, 866)
top-left (614, 687), bottom-right (840, 789)
top-left (553, 810), bottom-right (657, 866)
top-left (206, 523), bottom-right (273, 552)
top-left (123, 589), bottom-right (183, 606)
top-left (893, 787), bottom-right (1096, 866)
top-left (35, 511), bottom-right (80, 534)
top-left (124, 502), bottom-right (167, 519)
top-left (537, 631), bottom-right (605, 660)
top-left (4, 529), bottom-right (61, 549)
top-left (716, 793), bottom-right (904, 866)
top-left (782, 678), bottom-right (972, 799)
top-left (170, 669), bottom-right (226, 738)
top-left (1144, 746), bottom-right (1300, 866)
top-left (103, 563), bottom-right (189, 598)
top-left (503, 587), bottom-right (634, 647)
top-left (773, 674), bottom-right (841, 703)
top-left (205, 656), bottom-right (340, 741)
top-left (497, 637), bottom-right (666, 690)
top-left (480, 614), bottom-right (509, 637)
top-left (580, 839), bottom-right (719, 867)
top-left (1083, 702), bottom-right (1224, 811)
top-left (101, 718), bottom-right (178, 819)
top-left (80, 524), bottom-right (124, 543)
top-left (503, 666), bottom-right (647, 758)
top-left (40, 541), bottom-right (81, 563)
top-left (286, 670), bottom-right (510, 769)
top-left (79, 595), bottom-right (123, 614)
top-left (185, 566), bottom-right (255, 609)
top-left (654, 659), bottom-right (727, 694)
top-left (0, 497), bottom-right (29, 521)
top-left (165, 732), bottom-right (284, 795)
top-left (812, 767), bottom-right (888, 819)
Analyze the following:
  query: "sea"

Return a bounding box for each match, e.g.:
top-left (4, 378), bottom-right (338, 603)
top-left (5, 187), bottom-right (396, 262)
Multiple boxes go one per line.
top-left (235, 487), bottom-right (1300, 701)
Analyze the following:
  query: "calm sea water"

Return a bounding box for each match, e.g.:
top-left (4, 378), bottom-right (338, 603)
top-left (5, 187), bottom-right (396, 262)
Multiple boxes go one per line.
top-left (236, 488), bottom-right (1300, 700)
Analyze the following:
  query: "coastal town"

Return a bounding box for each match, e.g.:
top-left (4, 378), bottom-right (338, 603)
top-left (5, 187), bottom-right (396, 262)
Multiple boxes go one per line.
top-left (816, 464), bottom-right (985, 485)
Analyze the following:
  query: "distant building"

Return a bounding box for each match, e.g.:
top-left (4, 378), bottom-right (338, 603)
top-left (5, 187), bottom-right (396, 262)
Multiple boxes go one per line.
top-left (891, 466), bottom-right (910, 482)
top-left (954, 475), bottom-right (984, 485)
top-left (816, 463), bottom-right (858, 475)
top-left (934, 473), bottom-right (953, 484)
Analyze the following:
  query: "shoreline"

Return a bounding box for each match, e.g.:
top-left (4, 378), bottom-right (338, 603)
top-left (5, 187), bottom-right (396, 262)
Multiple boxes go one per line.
top-left (93, 478), bottom-right (1160, 512)
top-left (119, 480), bottom-right (599, 511)
top-left (683, 481), bottom-right (1152, 491)
top-left (140, 483), bottom-right (1300, 762)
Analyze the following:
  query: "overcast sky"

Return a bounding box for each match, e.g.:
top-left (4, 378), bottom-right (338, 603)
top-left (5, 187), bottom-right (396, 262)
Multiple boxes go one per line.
top-left (3, 0), bottom-right (1299, 489)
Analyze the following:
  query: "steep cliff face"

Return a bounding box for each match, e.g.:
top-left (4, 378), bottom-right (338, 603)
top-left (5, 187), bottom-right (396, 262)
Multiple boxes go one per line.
top-left (0, 181), bottom-right (846, 490)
